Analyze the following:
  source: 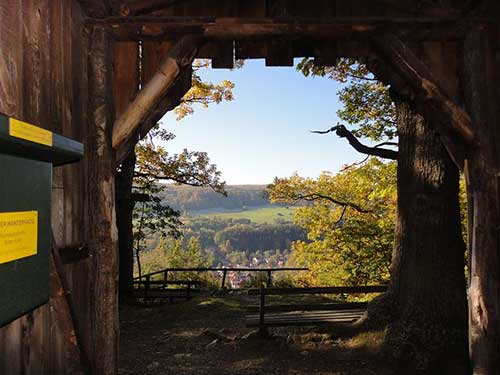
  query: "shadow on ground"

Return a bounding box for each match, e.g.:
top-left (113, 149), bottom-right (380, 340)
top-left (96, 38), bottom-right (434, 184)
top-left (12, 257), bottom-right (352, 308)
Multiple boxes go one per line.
top-left (119, 293), bottom-right (391, 375)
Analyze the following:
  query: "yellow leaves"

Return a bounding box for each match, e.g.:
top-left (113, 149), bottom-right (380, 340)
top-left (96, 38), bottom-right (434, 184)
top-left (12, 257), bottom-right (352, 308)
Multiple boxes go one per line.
top-left (174, 65), bottom-right (236, 120)
top-left (270, 159), bottom-right (396, 286)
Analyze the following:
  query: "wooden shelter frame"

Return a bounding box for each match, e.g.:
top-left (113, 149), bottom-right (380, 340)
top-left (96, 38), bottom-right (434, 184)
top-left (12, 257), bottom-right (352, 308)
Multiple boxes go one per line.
top-left (87, 2), bottom-right (500, 373)
top-left (0, 1), bottom-right (498, 374)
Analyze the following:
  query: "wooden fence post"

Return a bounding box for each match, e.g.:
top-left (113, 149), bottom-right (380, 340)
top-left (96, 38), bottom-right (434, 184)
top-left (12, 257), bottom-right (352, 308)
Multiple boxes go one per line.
top-left (267, 270), bottom-right (272, 287)
top-left (163, 270), bottom-right (168, 290)
top-left (221, 269), bottom-right (227, 289)
top-left (259, 283), bottom-right (268, 337)
top-left (145, 275), bottom-right (151, 299)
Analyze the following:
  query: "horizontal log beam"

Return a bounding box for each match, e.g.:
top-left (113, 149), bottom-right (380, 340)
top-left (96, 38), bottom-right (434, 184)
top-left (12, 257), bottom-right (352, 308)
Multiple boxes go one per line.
top-left (135, 267), bottom-right (309, 280)
top-left (83, 16), bottom-right (491, 42)
top-left (119, 0), bottom-right (181, 16)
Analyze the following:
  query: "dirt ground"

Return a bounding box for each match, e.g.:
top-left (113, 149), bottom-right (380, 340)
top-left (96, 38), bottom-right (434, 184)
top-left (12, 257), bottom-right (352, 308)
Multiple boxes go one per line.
top-left (119, 293), bottom-right (391, 375)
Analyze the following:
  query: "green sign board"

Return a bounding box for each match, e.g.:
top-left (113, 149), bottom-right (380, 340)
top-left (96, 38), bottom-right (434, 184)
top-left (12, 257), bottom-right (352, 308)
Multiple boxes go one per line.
top-left (0, 113), bottom-right (83, 327)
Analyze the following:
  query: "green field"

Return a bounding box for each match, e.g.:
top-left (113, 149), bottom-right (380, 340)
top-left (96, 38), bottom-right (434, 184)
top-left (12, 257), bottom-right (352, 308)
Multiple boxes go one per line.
top-left (198, 206), bottom-right (297, 224)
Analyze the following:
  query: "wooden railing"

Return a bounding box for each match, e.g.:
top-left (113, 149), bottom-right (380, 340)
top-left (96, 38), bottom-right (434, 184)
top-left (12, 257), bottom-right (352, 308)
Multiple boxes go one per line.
top-left (133, 267), bottom-right (308, 289)
top-left (133, 279), bottom-right (202, 301)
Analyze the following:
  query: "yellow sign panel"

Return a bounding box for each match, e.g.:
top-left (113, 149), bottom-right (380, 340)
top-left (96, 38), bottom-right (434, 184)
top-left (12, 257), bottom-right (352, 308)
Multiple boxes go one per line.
top-left (0, 211), bottom-right (38, 264)
top-left (9, 118), bottom-right (53, 147)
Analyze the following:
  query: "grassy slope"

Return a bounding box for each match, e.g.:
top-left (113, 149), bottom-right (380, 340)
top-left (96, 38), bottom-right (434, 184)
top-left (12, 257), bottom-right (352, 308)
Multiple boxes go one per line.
top-left (198, 206), bottom-right (297, 224)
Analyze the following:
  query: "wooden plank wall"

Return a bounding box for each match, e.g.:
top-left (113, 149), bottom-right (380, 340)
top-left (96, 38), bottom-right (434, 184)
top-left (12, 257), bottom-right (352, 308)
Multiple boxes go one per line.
top-left (0, 0), bottom-right (89, 373)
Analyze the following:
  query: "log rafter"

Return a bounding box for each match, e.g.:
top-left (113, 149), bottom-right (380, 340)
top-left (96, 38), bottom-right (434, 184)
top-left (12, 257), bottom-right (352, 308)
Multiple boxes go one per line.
top-left (119, 0), bottom-right (187, 16)
top-left (371, 34), bottom-right (476, 169)
top-left (84, 16), bottom-right (491, 41)
top-left (112, 35), bottom-right (203, 150)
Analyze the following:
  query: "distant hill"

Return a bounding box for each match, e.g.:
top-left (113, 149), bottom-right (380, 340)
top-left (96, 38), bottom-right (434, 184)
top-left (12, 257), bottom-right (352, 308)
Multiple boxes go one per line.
top-left (159, 184), bottom-right (274, 213)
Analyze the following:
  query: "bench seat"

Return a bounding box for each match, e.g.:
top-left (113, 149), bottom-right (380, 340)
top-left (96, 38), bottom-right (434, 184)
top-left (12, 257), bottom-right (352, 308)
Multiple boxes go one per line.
top-left (246, 309), bottom-right (366, 327)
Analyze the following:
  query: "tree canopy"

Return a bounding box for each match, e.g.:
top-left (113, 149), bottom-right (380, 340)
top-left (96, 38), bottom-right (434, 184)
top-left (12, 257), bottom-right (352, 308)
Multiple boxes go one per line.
top-left (297, 57), bottom-right (396, 142)
top-left (268, 158), bottom-right (396, 286)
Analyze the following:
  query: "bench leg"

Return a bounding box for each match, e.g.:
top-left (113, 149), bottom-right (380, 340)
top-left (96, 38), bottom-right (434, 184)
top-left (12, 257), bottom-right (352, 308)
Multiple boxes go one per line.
top-left (258, 284), bottom-right (269, 337)
top-left (258, 326), bottom-right (269, 338)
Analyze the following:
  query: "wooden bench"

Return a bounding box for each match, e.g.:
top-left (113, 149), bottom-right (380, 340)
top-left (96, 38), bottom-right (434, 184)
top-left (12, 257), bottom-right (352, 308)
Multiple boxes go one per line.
top-left (246, 285), bottom-right (387, 334)
top-left (133, 278), bottom-right (202, 302)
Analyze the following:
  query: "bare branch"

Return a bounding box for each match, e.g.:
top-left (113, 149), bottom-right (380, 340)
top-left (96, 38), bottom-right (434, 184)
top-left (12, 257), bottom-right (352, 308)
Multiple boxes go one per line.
top-left (285, 192), bottom-right (370, 214)
top-left (311, 123), bottom-right (398, 160)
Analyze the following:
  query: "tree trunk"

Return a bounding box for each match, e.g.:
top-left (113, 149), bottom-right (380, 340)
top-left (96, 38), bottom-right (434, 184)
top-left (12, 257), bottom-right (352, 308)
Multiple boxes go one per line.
top-left (379, 100), bottom-right (469, 374)
top-left (116, 151), bottom-right (137, 300)
top-left (87, 26), bottom-right (119, 375)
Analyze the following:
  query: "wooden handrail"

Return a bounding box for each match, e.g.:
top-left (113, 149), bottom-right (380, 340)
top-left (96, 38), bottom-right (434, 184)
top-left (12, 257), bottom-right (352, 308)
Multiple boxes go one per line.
top-left (248, 285), bottom-right (387, 296)
top-left (133, 280), bottom-right (201, 286)
top-left (134, 267), bottom-right (308, 281)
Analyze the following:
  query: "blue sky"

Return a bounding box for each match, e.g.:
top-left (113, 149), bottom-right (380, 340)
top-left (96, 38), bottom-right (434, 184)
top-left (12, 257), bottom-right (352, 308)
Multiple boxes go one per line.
top-left (161, 59), bottom-right (364, 185)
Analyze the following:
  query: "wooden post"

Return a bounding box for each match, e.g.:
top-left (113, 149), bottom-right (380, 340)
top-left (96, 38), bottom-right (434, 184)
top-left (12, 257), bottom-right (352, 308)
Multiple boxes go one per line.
top-left (49, 254), bottom-right (86, 375)
top-left (87, 24), bottom-right (119, 375)
top-left (267, 270), bottom-right (272, 287)
top-left (112, 35), bottom-right (203, 149)
top-left (163, 270), bottom-right (168, 290)
top-left (259, 284), bottom-right (268, 337)
top-left (221, 269), bottom-right (227, 289)
top-left (145, 275), bottom-right (151, 299)
top-left (462, 24), bottom-right (500, 375)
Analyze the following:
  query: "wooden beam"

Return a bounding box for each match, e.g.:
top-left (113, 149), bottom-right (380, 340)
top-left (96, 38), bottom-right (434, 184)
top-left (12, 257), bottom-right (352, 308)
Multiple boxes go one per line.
top-left (85, 16), bottom-right (483, 42)
top-left (51, 240), bottom-right (91, 370)
top-left (248, 285), bottom-right (388, 296)
top-left (461, 24), bottom-right (500, 375)
top-left (87, 26), bottom-right (118, 375)
top-left (113, 42), bottom-right (139, 118)
top-left (212, 41), bottom-right (234, 69)
top-left (86, 0), bottom-right (111, 18)
top-left (138, 66), bottom-right (192, 138)
top-left (372, 34), bottom-right (475, 168)
top-left (119, 0), bottom-right (182, 16)
top-left (115, 65), bottom-right (191, 165)
top-left (49, 254), bottom-right (86, 375)
top-left (112, 35), bottom-right (203, 149)
top-left (265, 0), bottom-right (293, 67)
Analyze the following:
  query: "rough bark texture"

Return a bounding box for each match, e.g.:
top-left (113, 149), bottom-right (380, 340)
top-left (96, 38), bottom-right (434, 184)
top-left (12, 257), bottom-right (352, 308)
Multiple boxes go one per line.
top-left (376, 100), bottom-right (469, 374)
top-left (461, 25), bottom-right (500, 375)
top-left (87, 26), bottom-right (119, 375)
top-left (116, 151), bottom-right (137, 299)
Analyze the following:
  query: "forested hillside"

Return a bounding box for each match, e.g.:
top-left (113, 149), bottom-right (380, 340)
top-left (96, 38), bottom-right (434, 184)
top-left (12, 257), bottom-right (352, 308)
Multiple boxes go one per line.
top-left (160, 184), bottom-right (271, 212)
